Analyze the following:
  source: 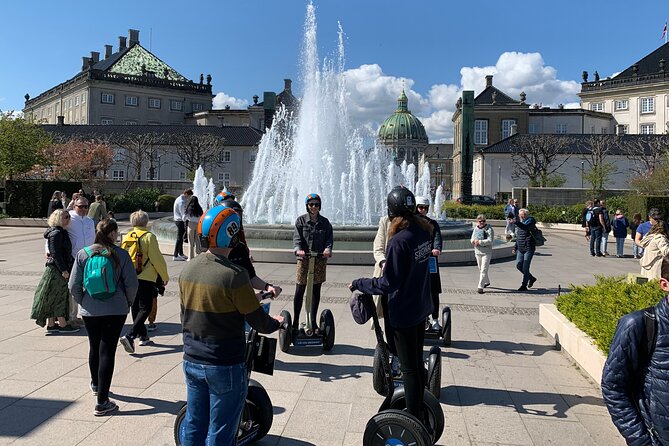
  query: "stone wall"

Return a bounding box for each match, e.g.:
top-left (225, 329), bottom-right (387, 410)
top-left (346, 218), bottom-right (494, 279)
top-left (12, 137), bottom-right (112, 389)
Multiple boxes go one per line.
top-left (512, 187), bottom-right (631, 206)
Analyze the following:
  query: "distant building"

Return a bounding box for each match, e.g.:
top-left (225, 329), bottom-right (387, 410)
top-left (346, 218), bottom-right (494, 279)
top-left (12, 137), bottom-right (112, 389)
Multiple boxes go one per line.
top-left (377, 91), bottom-right (429, 164)
top-left (422, 143), bottom-right (453, 195)
top-left (579, 43), bottom-right (669, 135)
top-left (23, 29), bottom-right (213, 126)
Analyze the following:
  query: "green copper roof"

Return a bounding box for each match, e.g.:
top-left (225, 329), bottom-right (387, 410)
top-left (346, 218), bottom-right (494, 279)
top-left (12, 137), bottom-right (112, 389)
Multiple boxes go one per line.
top-left (109, 45), bottom-right (186, 81)
top-left (378, 90), bottom-right (428, 141)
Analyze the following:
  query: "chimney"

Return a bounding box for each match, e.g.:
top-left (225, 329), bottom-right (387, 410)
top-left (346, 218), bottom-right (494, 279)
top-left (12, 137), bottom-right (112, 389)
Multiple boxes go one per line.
top-left (104, 45), bottom-right (113, 59)
top-left (57, 116), bottom-right (64, 126)
top-left (128, 29), bottom-right (140, 46)
top-left (90, 51), bottom-right (100, 64)
top-left (284, 79), bottom-right (292, 93)
top-left (82, 56), bottom-right (91, 71)
top-left (485, 75), bottom-right (493, 88)
top-left (119, 36), bottom-right (127, 51)
top-left (511, 124), bottom-right (518, 136)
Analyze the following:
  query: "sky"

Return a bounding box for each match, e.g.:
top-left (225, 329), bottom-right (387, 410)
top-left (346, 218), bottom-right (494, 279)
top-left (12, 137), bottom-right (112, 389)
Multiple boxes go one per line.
top-left (2, 0), bottom-right (668, 142)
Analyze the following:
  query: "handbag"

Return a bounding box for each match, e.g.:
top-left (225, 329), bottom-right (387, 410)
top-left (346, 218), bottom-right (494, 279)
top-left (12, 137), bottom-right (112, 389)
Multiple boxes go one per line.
top-left (531, 228), bottom-right (546, 247)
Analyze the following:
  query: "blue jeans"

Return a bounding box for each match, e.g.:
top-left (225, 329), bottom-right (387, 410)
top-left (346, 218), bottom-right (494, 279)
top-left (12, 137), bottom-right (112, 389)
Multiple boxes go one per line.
top-left (634, 243), bottom-right (644, 258)
top-left (616, 237), bottom-right (625, 257)
top-left (589, 227), bottom-right (602, 255)
top-left (182, 360), bottom-right (248, 446)
top-left (516, 250), bottom-right (536, 287)
top-left (600, 232), bottom-right (609, 254)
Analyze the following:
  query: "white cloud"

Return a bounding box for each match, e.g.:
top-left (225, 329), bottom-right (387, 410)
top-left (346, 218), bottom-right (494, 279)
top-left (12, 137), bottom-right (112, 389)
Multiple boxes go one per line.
top-left (212, 92), bottom-right (249, 110)
top-left (328, 52), bottom-right (581, 143)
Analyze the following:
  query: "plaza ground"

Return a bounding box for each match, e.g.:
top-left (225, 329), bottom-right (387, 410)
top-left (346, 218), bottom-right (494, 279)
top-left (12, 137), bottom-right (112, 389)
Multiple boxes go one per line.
top-left (0, 224), bottom-right (636, 445)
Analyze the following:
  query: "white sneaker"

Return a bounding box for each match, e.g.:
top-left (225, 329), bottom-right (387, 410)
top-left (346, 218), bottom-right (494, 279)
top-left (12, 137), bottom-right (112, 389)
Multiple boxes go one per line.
top-left (431, 319), bottom-right (442, 331)
top-left (173, 256), bottom-right (186, 262)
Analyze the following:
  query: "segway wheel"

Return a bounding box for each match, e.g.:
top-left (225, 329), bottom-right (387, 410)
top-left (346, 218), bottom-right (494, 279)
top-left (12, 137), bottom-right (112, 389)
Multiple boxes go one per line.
top-left (279, 310), bottom-right (292, 353)
top-left (426, 345), bottom-right (442, 399)
top-left (363, 409), bottom-right (431, 446)
top-left (372, 343), bottom-right (390, 396)
top-left (441, 306), bottom-right (452, 346)
top-left (174, 402), bottom-right (187, 446)
top-left (320, 309), bottom-right (335, 351)
top-left (243, 379), bottom-right (273, 441)
top-left (390, 387), bottom-right (445, 444)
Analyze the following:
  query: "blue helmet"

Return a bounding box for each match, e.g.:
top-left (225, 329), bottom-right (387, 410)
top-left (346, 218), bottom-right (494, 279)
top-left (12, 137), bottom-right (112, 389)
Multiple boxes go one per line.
top-left (198, 206), bottom-right (241, 249)
top-left (214, 190), bottom-right (235, 205)
top-left (305, 193), bottom-right (321, 212)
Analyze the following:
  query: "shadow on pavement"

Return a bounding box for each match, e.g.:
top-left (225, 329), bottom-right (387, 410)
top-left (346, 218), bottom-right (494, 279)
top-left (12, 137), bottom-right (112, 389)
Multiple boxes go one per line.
top-left (130, 341), bottom-right (182, 358)
top-left (443, 385), bottom-right (605, 419)
top-left (275, 359), bottom-right (371, 382)
top-left (0, 396), bottom-right (71, 437)
top-left (255, 435), bottom-right (316, 445)
top-left (110, 392), bottom-right (184, 416)
top-left (450, 340), bottom-right (555, 357)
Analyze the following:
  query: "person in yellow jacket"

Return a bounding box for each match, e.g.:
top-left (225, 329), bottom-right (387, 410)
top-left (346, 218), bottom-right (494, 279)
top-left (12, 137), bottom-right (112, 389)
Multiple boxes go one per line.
top-left (119, 210), bottom-right (169, 353)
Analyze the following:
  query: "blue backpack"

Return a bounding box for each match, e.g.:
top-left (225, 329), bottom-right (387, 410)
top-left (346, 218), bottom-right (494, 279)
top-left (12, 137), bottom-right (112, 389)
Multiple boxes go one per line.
top-left (82, 247), bottom-right (117, 300)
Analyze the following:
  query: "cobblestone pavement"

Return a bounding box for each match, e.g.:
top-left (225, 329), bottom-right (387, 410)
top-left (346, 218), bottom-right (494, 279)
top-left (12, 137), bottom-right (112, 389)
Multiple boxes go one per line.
top-left (0, 224), bottom-right (635, 445)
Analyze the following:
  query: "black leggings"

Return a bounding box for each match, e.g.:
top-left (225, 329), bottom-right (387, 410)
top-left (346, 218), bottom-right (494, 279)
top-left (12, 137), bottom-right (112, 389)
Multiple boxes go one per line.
top-left (431, 289), bottom-right (440, 320)
top-left (127, 280), bottom-right (157, 339)
top-left (392, 322), bottom-right (426, 423)
top-left (293, 283), bottom-right (322, 330)
top-left (83, 314), bottom-right (126, 404)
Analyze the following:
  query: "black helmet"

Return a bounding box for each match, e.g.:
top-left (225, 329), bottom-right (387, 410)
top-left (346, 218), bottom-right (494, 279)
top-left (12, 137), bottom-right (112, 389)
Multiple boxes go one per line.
top-left (387, 186), bottom-right (416, 218)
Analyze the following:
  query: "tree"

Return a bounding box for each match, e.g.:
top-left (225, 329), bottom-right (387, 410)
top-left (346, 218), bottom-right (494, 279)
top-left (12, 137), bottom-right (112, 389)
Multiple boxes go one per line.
top-left (36, 138), bottom-right (113, 182)
top-left (581, 135), bottom-right (618, 195)
top-left (169, 132), bottom-right (226, 176)
top-left (620, 134), bottom-right (669, 177)
top-left (115, 131), bottom-right (165, 189)
top-left (510, 134), bottom-right (574, 187)
top-left (0, 111), bottom-right (50, 179)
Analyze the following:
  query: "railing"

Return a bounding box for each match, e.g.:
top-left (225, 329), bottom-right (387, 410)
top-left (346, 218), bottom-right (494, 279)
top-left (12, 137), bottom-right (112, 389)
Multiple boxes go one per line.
top-left (581, 71), bottom-right (668, 92)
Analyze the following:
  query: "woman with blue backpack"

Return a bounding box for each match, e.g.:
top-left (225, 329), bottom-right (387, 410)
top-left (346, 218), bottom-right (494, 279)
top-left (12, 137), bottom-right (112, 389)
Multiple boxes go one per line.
top-left (69, 219), bottom-right (138, 417)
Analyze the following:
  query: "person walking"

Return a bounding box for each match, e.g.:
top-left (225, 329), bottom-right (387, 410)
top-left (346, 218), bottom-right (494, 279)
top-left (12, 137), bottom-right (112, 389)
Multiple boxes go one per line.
top-left (471, 213), bottom-right (495, 294)
top-left (602, 267), bottom-right (669, 445)
top-left (514, 208), bottom-right (538, 291)
top-left (185, 196), bottom-right (204, 260)
top-left (61, 191), bottom-right (70, 210)
top-left (611, 209), bottom-right (629, 258)
top-left (173, 189), bottom-right (193, 261)
top-left (179, 206), bottom-right (283, 445)
top-left (31, 209), bottom-right (78, 333)
top-left (586, 199), bottom-right (605, 257)
top-left (630, 213), bottom-right (644, 259)
top-left (87, 195), bottom-right (108, 228)
top-left (292, 193), bottom-right (333, 334)
top-left (68, 219), bottom-right (138, 416)
top-left (348, 186), bottom-right (436, 426)
top-left (635, 209), bottom-right (658, 260)
top-left (504, 198), bottom-right (517, 240)
top-left (47, 191), bottom-right (64, 216)
top-left (416, 196), bottom-right (443, 328)
top-left (600, 200), bottom-right (612, 256)
top-left (66, 197), bottom-right (96, 326)
top-left (639, 209), bottom-right (669, 281)
top-left (119, 211), bottom-right (169, 352)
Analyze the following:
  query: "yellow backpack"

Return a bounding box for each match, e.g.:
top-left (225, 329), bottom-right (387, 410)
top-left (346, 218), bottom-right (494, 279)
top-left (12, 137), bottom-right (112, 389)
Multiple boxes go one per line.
top-left (121, 230), bottom-right (149, 274)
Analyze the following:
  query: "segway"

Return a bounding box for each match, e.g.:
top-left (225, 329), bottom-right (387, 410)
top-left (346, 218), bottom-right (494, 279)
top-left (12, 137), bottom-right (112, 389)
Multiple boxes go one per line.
top-left (174, 293), bottom-right (278, 446)
top-left (278, 251), bottom-right (335, 353)
top-left (356, 292), bottom-right (444, 446)
top-left (424, 305), bottom-right (452, 347)
top-left (373, 342), bottom-right (442, 399)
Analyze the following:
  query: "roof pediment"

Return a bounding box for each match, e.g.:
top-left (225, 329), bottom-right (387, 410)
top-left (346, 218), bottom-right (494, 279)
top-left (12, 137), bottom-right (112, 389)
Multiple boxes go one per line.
top-left (475, 86), bottom-right (520, 106)
top-left (95, 44), bottom-right (186, 81)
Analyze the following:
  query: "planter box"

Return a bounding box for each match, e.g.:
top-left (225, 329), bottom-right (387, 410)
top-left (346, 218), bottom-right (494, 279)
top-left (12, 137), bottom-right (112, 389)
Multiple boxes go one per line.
top-left (539, 303), bottom-right (607, 385)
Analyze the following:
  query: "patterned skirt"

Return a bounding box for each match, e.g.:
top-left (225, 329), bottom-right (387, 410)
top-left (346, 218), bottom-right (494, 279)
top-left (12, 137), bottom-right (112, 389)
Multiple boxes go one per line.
top-left (31, 264), bottom-right (70, 327)
top-left (296, 257), bottom-right (328, 285)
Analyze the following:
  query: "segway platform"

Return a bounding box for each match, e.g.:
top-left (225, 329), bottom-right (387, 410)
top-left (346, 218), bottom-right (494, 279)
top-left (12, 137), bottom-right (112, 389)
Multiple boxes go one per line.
top-left (424, 305), bottom-right (452, 346)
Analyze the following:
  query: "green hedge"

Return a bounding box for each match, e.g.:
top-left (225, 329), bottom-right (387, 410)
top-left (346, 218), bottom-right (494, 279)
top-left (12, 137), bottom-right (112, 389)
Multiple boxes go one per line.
top-left (107, 188), bottom-right (161, 213)
top-left (555, 276), bottom-right (664, 354)
top-left (626, 195), bottom-right (669, 220)
top-left (5, 180), bottom-right (81, 217)
top-left (157, 194), bottom-right (175, 212)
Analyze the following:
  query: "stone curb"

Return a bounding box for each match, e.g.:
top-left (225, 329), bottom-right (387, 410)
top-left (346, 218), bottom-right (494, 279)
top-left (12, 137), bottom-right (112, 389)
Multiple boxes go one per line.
top-left (539, 303), bottom-right (606, 385)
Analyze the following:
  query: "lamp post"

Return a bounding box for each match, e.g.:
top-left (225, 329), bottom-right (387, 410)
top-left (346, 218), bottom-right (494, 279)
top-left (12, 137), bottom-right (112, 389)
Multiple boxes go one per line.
top-left (581, 161), bottom-right (585, 189)
top-left (498, 164), bottom-right (502, 196)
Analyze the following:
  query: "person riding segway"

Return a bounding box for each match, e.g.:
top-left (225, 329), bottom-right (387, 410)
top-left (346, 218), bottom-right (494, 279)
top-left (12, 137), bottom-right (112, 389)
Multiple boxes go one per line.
top-left (349, 186), bottom-right (444, 435)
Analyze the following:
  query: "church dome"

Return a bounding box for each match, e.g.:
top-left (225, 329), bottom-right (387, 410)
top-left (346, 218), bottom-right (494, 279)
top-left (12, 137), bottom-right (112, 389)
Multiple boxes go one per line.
top-left (377, 90), bottom-right (428, 142)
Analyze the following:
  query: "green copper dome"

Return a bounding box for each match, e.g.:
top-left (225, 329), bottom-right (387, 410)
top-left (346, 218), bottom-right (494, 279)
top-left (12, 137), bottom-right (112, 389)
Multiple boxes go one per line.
top-left (378, 90), bottom-right (428, 142)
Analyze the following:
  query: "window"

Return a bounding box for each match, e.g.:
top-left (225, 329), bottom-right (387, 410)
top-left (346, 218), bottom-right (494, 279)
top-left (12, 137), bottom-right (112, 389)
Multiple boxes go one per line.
top-left (249, 152), bottom-right (257, 163)
top-left (82, 93), bottom-right (87, 104)
top-left (101, 118), bottom-right (114, 125)
top-left (148, 98), bottom-right (161, 109)
top-left (125, 120), bottom-right (138, 125)
top-left (145, 168), bottom-right (158, 180)
top-left (170, 100), bottom-right (183, 111)
top-left (641, 97), bottom-right (655, 114)
top-left (125, 96), bottom-right (138, 106)
top-left (618, 124), bottom-right (629, 135)
top-left (112, 149), bottom-right (124, 162)
top-left (474, 120), bottom-right (488, 145)
top-left (591, 103), bottom-right (604, 112)
top-left (555, 123), bottom-right (567, 134)
top-left (641, 123), bottom-right (655, 134)
top-left (218, 172), bottom-right (230, 187)
top-left (220, 150), bottom-right (231, 163)
top-left (192, 103), bottom-right (203, 112)
top-left (179, 172), bottom-right (187, 180)
top-left (501, 119), bottom-right (515, 139)
top-left (56, 103), bottom-right (60, 113)
top-left (74, 96), bottom-right (79, 106)
top-left (601, 127), bottom-right (608, 134)
top-left (111, 170), bottom-right (125, 181)
top-left (614, 99), bottom-right (628, 111)
top-left (101, 93), bottom-right (115, 104)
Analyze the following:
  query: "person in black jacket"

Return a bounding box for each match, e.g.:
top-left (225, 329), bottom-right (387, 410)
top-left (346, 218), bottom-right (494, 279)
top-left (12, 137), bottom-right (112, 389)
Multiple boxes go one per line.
top-left (292, 193), bottom-right (333, 333)
top-left (602, 265), bottom-right (669, 446)
top-left (416, 196), bottom-right (443, 330)
top-left (513, 208), bottom-right (538, 291)
top-left (349, 186), bottom-right (435, 424)
top-left (31, 209), bottom-right (78, 333)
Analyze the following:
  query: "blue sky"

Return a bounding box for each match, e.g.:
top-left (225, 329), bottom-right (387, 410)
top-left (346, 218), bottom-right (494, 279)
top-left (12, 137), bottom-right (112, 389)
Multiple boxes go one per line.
top-left (2, 0), bottom-right (667, 141)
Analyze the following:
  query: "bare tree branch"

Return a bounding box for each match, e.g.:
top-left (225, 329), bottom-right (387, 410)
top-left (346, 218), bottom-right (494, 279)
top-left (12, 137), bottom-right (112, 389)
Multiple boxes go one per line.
top-left (620, 135), bottom-right (669, 177)
top-left (169, 132), bottom-right (227, 175)
top-left (510, 134), bottom-right (575, 187)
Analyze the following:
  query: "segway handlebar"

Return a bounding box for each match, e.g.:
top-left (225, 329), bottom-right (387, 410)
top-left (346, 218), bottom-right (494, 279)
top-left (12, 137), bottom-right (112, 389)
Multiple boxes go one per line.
top-left (258, 291), bottom-right (275, 304)
top-left (295, 251), bottom-right (326, 258)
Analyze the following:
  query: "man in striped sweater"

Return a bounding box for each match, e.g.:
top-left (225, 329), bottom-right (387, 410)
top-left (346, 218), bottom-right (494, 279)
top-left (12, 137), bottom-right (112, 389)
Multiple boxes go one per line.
top-left (179, 206), bottom-right (283, 446)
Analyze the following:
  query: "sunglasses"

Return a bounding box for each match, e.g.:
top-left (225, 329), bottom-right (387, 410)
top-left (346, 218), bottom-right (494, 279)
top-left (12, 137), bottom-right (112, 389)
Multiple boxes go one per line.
top-left (307, 202), bottom-right (321, 207)
top-left (76, 205), bottom-right (89, 209)
top-left (478, 220), bottom-right (486, 223)
top-left (417, 205), bottom-right (429, 210)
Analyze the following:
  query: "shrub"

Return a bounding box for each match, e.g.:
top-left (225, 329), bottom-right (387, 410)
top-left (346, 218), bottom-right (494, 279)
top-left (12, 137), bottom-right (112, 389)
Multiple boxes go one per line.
top-left (555, 276), bottom-right (664, 354)
top-left (442, 203), bottom-right (505, 220)
top-left (5, 180), bottom-right (81, 217)
top-left (107, 188), bottom-right (161, 213)
top-left (157, 194), bottom-right (176, 212)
